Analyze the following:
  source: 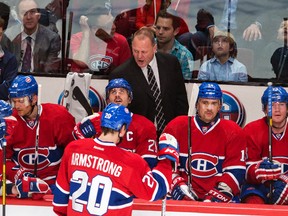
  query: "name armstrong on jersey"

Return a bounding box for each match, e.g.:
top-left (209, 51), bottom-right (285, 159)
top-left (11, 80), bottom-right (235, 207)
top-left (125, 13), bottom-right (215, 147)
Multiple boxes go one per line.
top-left (71, 153), bottom-right (123, 177)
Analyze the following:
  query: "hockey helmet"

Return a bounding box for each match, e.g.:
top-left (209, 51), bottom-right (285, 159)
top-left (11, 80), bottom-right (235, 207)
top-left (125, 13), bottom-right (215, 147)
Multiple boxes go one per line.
top-left (261, 86), bottom-right (288, 107)
top-left (105, 78), bottom-right (133, 100)
top-left (198, 82), bottom-right (222, 101)
top-left (9, 75), bottom-right (38, 99)
top-left (0, 100), bottom-right (12, 118)
top-left (101, 103), bottom-right (132, 131)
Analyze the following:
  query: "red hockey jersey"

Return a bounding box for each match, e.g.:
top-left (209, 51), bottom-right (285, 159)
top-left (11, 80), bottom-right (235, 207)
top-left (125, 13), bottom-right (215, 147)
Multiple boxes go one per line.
top-left (244, 117), bottom-right (288, 184)
top-left (53, 138), bottom-right (172, 216)
top-left (163, 115), bottom-right (246, 200)
top-left (74, 112), bottom-right (158, 168)
top-left (6, 103), bottom-right (75, 186)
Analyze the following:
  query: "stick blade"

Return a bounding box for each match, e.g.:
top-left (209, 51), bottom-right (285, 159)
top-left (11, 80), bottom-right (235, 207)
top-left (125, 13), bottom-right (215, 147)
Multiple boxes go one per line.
top-left (72, 86), bottom-right (93, 116)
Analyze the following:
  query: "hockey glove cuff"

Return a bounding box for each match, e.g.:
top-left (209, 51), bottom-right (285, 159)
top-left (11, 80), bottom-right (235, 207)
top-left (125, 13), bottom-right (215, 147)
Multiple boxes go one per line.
top-left (204, 182), bottom-right (233, 203)
top-left (255, 159), bottom-right (281, 183)
top-left (272, 174), bottom-right (288, 205)
top-left (157, 133), bottom-right (179, 171)
top-left (171, 176), bottom-right (198, 200)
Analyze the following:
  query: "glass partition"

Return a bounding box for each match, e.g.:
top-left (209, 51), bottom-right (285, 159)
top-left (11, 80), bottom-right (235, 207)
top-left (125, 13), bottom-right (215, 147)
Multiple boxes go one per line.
top-left (1, 0), bottom-right (287, 82)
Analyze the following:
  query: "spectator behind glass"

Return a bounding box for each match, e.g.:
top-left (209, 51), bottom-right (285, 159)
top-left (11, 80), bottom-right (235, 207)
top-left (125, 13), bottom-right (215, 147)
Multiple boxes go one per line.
top-left (178, 8), bottom-right (215, 61)
top-left (0, 2), bottom-right (14, 53)
top-left (270, 19), bottom-right (288, 80)
top-left (135, 0), bottom-right (188, 36)
top-left (155, 9), bottom-right (194, 80)
top-left (5, 0), bottom-right (59, 41)
top-left (12, 0), bottom-right (61, 73)
top-left (135, 0), bottom-right (168, 31)
top-left (0, 17), bottom-right (18, 101)
top-left (69, 5), bottom-right (131, 74)
top-left (198, 30), bottom-right (248, 82)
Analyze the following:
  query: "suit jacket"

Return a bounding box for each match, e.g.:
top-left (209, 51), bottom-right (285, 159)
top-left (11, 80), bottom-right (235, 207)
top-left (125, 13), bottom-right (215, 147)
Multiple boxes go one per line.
top-left (12, 24), bottom-right (61, 73)
top-left (110, 52), bottom-right (188, 126)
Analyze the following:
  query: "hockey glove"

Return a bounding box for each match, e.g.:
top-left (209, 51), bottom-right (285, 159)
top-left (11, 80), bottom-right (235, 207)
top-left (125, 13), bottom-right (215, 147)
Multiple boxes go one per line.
top-left (171, 176), bottom-right (198, 200)
top-left (15, 172), bottom-right (34, 198)
top-left (255, 159), bottom-right (281, 182)
top-left (3, 116), bottom-right (17, 136)
top-left (15, 174), bottom-right (51, 198)
top-left (73, 113), bottom-right (101, 139)
top-left (157, 133), bottom-right (179, 171)
top-left (204, 182), bottom-right (233, 203)
top-left (271, 174), bottom-right (288, 205)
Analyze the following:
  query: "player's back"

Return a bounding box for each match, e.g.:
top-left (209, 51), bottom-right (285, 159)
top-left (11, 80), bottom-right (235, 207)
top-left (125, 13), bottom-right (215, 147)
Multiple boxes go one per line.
top-left (57, 137), bottom-right (152, 216)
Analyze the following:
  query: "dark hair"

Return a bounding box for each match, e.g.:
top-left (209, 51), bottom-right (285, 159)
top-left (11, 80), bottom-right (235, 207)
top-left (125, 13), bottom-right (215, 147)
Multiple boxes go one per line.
top-left (0, 17), bottom-right (4, 29)
top-left (0, 2), bottom-right (10, 30)
top-left (195, 9), bottom-right (215, 32)
top-left (155, 9), bottom-right (181, 30)
top-left (132, 27), bottom-right (156, 45)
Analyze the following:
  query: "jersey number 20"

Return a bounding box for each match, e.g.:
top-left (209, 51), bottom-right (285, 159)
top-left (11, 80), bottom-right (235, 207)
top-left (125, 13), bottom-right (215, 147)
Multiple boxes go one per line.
top-left (72, 170), bottom-right (112, 215)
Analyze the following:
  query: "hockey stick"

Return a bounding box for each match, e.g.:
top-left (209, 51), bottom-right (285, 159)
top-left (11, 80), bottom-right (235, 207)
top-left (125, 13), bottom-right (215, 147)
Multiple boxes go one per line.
top-left (34, 84), bottom-right (42, 177)
top-left (267, 82), bottom-right (273, 162)
top-left (187, 83), bottom-right (199, 192)
top-left (65, 11), bottom-right (73, 60)
top-left (2, 138), bottom-right (7, 216)
top-left (267, 82), bottom-right (273, 201)
top-left (72, 86), bottom-right (93, 116)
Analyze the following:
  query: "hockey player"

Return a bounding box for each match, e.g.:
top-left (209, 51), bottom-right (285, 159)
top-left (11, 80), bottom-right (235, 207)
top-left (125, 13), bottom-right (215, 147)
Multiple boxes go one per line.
top-left (163, 82), bottom-right (246, 202)
top-left (0, 100), bottom-right (17, 196)
top-left (241, 86), bottom-right (288, 205)
top-left (73, 78), bottom-right (158, 168)
top-left (6, 75), bottom-right (75, 199)
top-left (53, 103), bottom-right (179, 216)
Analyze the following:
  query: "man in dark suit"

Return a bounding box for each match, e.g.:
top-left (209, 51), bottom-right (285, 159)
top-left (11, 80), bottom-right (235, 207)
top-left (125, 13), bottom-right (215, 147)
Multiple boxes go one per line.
top-left (12, 0), bottom-right (61, 73)
top-left (110, 27), bottom-right (188, 135)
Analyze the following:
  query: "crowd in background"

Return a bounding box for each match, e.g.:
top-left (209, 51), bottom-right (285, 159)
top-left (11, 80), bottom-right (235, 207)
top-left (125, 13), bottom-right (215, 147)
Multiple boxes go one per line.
top-left (0, 0), bottom-right (287, 82)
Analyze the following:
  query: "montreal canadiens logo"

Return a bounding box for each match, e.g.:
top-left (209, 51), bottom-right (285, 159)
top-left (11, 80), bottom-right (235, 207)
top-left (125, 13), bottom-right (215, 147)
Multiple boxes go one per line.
top-left (220, 90), bottom-right (246, 127)
top-left (58, 86), bottom-right (106, 112)
top-left (88, 54), bottom-right (113, 71)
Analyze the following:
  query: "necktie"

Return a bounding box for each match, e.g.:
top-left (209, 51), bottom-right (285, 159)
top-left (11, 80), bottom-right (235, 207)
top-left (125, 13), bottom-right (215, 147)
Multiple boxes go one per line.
top-left (21, 36), bottom-right (32, 72)
top-left (147, 65), bottom-right (166, 134)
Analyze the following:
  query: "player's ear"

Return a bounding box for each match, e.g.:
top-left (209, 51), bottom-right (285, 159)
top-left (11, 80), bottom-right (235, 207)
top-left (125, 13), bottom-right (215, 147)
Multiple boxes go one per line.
top-left (119, 125), bottom-right (127, 138)
top-left (32, 94), bottom-right (38, 106)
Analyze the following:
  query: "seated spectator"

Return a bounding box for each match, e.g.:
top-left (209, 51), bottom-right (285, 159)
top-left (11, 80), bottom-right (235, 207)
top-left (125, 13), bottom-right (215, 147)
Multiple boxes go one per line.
top-left (69, 5), bottom-right (131, 74)
top-left (135, 0), bottom-right (188, 36)
top-left (12, 0), bottom-right (61, 73)
top-left (0, 17), bottom-right (18, 101)
top-left (270, 19), bottom-right (288, 80)
top-left (155, 9), bottom-right (194, 80)
top-left (5, 0), bottom-right (59, 41)
top-left (135, 0), bottom-right (166, 31)
top-left (198, 30), bottom-right (248, 82)
top-left (0, 2), bottom-right (14, 53)
top-left (178, 8), bottom-right (215, 61)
